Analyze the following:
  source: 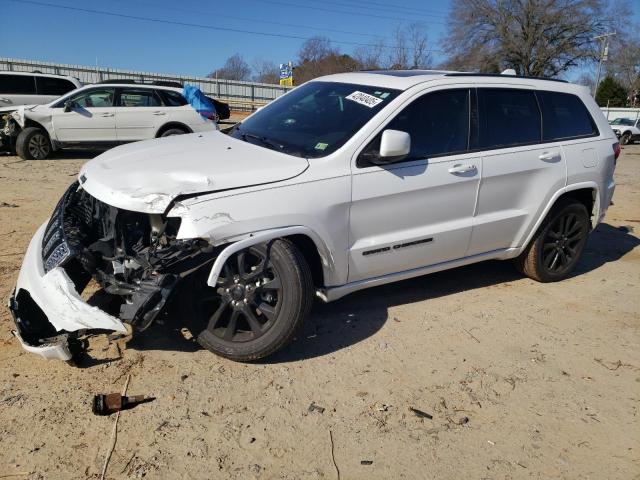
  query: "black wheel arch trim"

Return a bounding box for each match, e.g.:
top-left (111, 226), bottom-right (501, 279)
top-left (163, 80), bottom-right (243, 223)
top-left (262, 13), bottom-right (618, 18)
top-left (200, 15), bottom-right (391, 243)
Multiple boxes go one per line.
top-left (155, 122), bottom-right (193, 137)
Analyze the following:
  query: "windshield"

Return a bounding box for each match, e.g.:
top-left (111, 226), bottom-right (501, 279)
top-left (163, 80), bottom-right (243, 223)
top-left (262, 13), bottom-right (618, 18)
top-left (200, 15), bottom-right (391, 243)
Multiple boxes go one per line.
top-left (230, 81), bottom-right (400, 158)
top-left (610, 118), bottom-right (634, 126)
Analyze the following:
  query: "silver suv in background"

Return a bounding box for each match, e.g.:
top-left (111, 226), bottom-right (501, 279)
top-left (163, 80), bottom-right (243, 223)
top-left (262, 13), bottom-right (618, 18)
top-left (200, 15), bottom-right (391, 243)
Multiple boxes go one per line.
top-left (9, 70), bottom-right (619, 363)
top-left (0, 71), bottom-right (81, 107)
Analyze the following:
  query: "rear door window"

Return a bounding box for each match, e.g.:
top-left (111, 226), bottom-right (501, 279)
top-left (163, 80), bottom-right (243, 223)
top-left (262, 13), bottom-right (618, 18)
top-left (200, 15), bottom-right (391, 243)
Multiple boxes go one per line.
top-left (160, 90), bottom-right (188, 106)
top-left (537, 91), bottom-right (598, 140)
top-left (0, 74), bottom-right (36, 94)
top-left (118, 88), bottom-right (162, 107)
top-left (35, 77), bottom-right (77, 96)
top-left (478, 89), bottom-right (541, 149)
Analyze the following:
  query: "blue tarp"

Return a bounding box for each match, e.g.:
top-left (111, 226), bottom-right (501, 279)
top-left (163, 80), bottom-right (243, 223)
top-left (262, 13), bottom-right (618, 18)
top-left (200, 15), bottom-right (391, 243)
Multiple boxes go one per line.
top-left (183, 85), bottom-right (217, 120)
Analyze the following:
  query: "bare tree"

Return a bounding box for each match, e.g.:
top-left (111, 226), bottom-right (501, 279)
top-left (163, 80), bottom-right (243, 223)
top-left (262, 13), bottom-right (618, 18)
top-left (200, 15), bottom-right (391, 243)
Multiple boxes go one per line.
top-left (294, 37), bottom-right (360, 83)
top-left (298, 36), bottom-right (337, 64)
top-left (442, 0), bottom-right (620, 77)
top-left (208, 53), bottom-right (251, 81)
top-left (388, 26), bottom-right (409, 69)
top-left (407, 23), bottom-right (431, 69)
top-left (605, 31), bottom-right (640, 94)
top-left (252, 59), bottom-right (280, 84)
top-left (353, 39), bottom-right (386, 70)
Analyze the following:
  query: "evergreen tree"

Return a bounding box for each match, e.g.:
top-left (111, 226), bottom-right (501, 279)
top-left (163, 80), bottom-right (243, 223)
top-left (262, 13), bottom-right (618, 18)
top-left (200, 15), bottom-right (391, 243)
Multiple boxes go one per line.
top-left (595, 76), bottom-right (628, 107)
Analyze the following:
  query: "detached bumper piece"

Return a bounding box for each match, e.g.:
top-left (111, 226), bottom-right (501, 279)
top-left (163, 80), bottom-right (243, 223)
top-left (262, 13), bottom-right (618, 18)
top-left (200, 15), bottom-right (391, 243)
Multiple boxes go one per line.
top-left (9, 289), bottom-right (74, 361)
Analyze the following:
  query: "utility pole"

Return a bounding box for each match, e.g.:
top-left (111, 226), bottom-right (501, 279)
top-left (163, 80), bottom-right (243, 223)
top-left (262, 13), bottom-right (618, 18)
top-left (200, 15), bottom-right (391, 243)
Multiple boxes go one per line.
top-left (593, 32), bottom-right (616, 98)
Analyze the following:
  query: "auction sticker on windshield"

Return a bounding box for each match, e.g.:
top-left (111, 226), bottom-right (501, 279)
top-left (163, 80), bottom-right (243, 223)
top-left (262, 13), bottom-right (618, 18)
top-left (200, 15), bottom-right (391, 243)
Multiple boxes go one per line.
top-left (346, 91), bottom-right (384, 108)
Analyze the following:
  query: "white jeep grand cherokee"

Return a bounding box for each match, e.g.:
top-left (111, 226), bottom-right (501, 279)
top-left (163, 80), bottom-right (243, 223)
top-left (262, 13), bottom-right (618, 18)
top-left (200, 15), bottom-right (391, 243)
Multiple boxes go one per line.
top-left (9, 70), bottom-right (618, 362)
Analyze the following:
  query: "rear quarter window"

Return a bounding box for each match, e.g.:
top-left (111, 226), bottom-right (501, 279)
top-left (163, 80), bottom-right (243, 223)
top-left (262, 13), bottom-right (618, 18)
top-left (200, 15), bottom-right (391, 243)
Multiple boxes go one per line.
top-left (35, 77), bottom-right (77, 96)
top-left (160, 90), bottom-right (188, 106)
top-left (537, 91), bottom-right (598, 140)
top-left (478, 89), bottom-right (541, 149)
top-left (0, 74), bottom-right (36, 94)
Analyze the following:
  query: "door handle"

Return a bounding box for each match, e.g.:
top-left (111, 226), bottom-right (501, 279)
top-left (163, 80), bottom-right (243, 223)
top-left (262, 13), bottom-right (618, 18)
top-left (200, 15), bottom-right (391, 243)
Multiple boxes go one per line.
top-left (153, 111), bottom-right (167, 116)
top-left (539, 151), bottom-right (560, 162)
top-left (0, 97), bottom-right (10, 102)
top-left (448, 164), bottom-right (477, 174)
top-left (100, 113), bottom-right (114, 117)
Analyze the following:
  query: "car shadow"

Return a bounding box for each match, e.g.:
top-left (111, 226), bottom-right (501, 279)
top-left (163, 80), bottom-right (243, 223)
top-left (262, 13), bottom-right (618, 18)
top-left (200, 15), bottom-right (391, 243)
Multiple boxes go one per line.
top-left (125, 222), bottom-right (639, 362)
top-left (49, 149), bottom-right (106, 160)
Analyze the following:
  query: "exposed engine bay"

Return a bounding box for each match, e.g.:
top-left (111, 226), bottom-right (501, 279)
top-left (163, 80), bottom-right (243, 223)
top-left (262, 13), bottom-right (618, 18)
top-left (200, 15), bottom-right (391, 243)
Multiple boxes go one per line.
top-left (11, 181), bottom-right (218, 352)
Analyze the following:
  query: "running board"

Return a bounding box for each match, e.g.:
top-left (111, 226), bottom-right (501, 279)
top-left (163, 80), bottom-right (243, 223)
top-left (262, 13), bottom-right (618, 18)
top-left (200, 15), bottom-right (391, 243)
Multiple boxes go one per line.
top-left (316, 248), bottom-right (518, 303)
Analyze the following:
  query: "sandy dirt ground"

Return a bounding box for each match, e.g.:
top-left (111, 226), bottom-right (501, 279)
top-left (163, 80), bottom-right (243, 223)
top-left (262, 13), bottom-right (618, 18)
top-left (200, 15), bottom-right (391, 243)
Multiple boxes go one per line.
top-left (0, 144), bottom-right (638, 480)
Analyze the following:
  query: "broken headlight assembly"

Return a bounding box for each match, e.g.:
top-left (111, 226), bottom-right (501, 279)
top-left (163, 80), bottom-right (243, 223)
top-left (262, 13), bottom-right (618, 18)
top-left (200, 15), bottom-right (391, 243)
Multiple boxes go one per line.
top-left (42, 181), bottom-right (216, 331)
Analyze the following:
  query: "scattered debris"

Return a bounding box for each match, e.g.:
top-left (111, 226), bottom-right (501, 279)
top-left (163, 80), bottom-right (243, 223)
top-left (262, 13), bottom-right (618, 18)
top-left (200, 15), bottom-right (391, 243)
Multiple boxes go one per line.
top-left (93, 392), bottom-right (155, 416)
top-left (462, 328), bottom-right (481, 343)
top-left (409, 407), bottom-right (433, 419)
top-left (455, 416), bottom-right (470, 425)
top-left (329, 430), bottom-right (340, 480)
top-left (487, 440), bottom-right (496, 446)
top-left (0, 201), bottom-right (18, 208)
top-left (374, 403), bottom-right (391, 412)
top-left (360, 460), bottom-right (373, 465)
top-left (308, 402), bottom-right (326, 414)
top-left (181, 374), bottom-right (189, 381)
top-left (594, 358), bottom-right (636, 371)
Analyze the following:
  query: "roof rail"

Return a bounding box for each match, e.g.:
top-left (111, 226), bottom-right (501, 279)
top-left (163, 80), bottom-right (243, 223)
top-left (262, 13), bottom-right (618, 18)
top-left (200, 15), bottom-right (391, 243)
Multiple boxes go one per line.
top-left (97, 79), bottom-right (183, 88)
top-left (444, 73), bottom-right (568, 83)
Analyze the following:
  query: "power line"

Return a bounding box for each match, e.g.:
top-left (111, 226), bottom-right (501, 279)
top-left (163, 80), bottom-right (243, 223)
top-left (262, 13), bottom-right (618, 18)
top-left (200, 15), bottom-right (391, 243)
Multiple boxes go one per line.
top-left (337, 0), bottom-right (449, 16)
top-left (290, 0), bottom-right (449, 19)
top-left (122, 0), bottom-right (387, 40)
top-left (9, 0), bottom-right (444, 53)
top-left (253, 0), bottom-right (446, 25)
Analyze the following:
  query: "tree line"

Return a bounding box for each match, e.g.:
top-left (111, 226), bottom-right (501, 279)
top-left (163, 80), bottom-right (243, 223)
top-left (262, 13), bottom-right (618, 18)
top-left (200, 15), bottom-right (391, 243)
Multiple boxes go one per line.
top-left (208, 0), bottom-right (640, 107)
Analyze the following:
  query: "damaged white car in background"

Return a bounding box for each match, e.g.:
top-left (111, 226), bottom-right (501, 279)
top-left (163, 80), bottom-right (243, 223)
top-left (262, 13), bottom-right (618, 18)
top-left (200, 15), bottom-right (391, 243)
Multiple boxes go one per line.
top-left (9, 70), bottom-right (617, 363)
top-left (0, 81), bottom-right (221, 159)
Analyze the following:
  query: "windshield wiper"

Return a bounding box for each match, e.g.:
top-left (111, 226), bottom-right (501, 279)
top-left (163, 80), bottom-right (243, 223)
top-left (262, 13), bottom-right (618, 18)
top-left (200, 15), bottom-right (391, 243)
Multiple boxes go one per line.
top-left (238, 129), bottom-right (284, 152)
top-left (243, 133), bottom-right (284, 152)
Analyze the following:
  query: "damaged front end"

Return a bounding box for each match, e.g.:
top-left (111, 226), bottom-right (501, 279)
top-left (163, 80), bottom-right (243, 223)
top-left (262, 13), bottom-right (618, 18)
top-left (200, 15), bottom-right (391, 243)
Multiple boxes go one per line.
top-left (9, 181), bottom-right (216, 361)
top-left (0, 110), bottom-right (19, 152)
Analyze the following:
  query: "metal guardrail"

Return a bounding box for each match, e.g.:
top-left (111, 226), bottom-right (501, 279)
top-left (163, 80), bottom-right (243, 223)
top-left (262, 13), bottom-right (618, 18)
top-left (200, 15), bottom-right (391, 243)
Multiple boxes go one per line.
top-left (0, 57), bottom-right (290, 111)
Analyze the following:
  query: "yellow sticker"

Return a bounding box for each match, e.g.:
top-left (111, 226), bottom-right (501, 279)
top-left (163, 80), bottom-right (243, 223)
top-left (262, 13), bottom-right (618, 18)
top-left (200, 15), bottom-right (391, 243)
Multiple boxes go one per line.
top-left (315, 142), bottom-right (329, 150)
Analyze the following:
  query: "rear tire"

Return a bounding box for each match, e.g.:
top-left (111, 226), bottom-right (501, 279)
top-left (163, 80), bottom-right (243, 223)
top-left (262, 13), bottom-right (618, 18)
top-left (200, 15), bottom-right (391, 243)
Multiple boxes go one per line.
top-left (515, 199), bottom-right (590, 282)
top-left (160, 128), bottom-right (187, 137)
top-left (195, 239), bottom-right (313, 361)
top-left (16, 127), bottom-right (51, 160)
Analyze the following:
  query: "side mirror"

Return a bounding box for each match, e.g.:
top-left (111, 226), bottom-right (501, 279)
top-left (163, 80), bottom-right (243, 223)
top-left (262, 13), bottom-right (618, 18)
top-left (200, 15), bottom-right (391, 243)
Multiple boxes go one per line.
top-left (371, 129), bottom-right (411, 165)
top-left (63, 100), bottom-right (75, 112)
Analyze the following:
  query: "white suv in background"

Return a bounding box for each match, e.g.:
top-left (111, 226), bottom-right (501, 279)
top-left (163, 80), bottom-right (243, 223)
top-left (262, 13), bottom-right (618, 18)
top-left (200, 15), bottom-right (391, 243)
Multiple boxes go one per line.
top-left (609, 117), bottom-right (640, 145)
top-left (0, 71), bottom-right (81, 107)
top-left (9, 70), bottom-right (618, 362)
top-left (5, 81), bottom-right (218, 159)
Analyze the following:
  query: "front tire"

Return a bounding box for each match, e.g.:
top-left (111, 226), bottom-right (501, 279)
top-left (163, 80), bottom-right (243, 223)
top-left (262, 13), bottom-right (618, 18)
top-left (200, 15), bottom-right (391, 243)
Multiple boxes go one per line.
top-left (195, 239), bottom-right (313, 361)
top-left (16, 127), bottom-right (51, 160)
top-left (621, 131), bottom-right (632, 145)
top-left (515, 199), bottom-right (590, 282)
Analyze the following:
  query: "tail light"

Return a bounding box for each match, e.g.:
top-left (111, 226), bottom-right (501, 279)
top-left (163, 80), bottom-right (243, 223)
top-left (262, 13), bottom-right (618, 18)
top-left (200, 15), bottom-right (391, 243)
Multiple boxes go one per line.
top-left (613, 142), bottom-right (621, 166)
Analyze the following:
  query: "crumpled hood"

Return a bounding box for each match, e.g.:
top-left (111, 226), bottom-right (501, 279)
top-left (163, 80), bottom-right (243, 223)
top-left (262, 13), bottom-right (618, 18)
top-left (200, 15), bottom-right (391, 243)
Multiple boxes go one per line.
top-left (79, 131), bottom-right (309, 214)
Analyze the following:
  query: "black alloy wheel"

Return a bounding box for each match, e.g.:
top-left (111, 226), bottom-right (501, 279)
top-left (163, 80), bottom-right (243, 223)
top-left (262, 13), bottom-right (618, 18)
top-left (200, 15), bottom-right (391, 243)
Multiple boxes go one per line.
top-left (194, 239), bottom-right (313, 361)
top-left (200, 246), bottom-right (282, 343)
top-left (541, 211), bottom-right (587, 274)
top-left (516, 199), bottom-right (590, 282)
